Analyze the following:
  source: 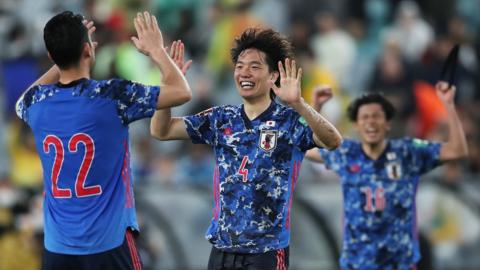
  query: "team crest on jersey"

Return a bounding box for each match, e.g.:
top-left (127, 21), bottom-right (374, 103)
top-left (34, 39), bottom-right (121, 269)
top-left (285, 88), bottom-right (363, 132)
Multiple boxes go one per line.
top-left (259, 130), bottom-right (278, 151)
top-left (386, 162), bottom-right (402, 180)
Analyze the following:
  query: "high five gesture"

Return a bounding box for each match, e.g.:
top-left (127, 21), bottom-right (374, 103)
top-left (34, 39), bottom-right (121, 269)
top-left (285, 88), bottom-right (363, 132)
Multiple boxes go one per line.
top-left (270, 58), bottom-right (302, 106)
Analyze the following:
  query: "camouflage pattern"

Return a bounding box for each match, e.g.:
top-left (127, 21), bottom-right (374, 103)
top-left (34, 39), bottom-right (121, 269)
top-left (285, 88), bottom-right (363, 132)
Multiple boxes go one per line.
top-left (184, 100), bottom-right (316, 253)
top-left (16, 78), bottom-right (159, 124)
top-left (319, 138), bottom-right (441, 270)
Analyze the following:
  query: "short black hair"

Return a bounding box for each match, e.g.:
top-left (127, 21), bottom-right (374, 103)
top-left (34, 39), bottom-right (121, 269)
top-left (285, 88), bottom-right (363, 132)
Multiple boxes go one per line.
top-left (43, 11), bottom-right (89, 69)
top-left (347, 93), bottom-right (396, 122)
top-left (231, 28), bottom-right (294, 98)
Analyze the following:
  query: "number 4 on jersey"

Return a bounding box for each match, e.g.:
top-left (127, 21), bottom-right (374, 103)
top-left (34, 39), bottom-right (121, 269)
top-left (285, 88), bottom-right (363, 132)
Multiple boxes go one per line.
top-left (238, 156), bottom-right (249, 182)
top-left (43, 133), bottom-right (102, 198)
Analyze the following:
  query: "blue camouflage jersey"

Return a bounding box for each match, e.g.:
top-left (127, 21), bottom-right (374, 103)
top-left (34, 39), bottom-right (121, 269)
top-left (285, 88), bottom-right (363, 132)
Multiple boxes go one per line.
top-left (16, 78), bottom-right (159, 254)
top-left (319, 138), bottom-right (441, 270)
top-left (184, 100), bottom-right (316, 253)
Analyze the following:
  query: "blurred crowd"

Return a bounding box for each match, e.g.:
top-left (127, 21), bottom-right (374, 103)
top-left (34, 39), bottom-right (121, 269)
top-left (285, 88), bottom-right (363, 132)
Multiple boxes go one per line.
top-left (0, 0), bottom-right (479, 269)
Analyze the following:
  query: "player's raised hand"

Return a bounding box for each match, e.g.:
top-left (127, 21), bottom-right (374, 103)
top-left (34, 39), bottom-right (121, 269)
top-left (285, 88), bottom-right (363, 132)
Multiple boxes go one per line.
top-left (83, 19), bottom-right (98, 49)
top-left (131, 11), bottom-right (164, 56)
top-left (435, 81), bottom-right (456, 106)
top-left (270, 58), bottom-right (303, 106)
top-left (168, 40), bottom-right (193, 75)
top-left (312, 85), bottom-right (333, 112)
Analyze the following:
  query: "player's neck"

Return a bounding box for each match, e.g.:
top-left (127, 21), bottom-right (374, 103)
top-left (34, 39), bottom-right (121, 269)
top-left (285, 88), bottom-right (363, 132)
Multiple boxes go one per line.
top-left (361, 139), bottom-right (387, 160)
top-left (243, 96), bottom-right (272, 120)
top-left (58, 63), bottom-right (91, 84)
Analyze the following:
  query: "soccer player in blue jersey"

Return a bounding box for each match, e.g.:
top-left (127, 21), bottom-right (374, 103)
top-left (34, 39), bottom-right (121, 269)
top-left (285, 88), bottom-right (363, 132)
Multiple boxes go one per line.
top-left (15, 11), bottom-right (191, 270)
top-left (306, 83), bottom-right (468, 270)
top-left (151, 29), bottom-right (343, 269)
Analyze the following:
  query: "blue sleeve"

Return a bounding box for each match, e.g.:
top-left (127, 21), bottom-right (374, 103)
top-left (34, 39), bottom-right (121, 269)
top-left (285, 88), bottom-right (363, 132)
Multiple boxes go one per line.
top-left (318, 139), bottom-right (350, 170)
top-left (183, 107), bottom-right (216, 145)
top-left (16, 94), bottom-right (27, 121)
top-left (405, 138), bottom-right (441, 174)
top-left (104, 79), bottom-right (160, 124)
top-left (15, 86), bottom-right (40, 123)
top-left (290, 113), bottom-right (317, 152)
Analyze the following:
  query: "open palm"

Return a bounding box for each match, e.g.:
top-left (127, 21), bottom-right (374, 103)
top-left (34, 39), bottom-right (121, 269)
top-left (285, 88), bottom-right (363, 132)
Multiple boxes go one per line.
top-left (271, 58), bottom-right (303, 106)
top-left (131, 11), bottom-right (164, 56)
top-left (168, 40), bottom-right (193, 75)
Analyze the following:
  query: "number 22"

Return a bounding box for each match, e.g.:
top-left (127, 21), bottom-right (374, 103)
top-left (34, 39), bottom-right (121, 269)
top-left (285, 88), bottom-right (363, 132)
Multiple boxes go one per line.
top-left (43, 133), bottom-right (102, 198)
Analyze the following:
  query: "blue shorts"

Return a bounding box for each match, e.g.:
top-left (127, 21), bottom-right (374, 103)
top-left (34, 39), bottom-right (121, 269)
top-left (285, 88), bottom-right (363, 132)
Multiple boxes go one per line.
top-left (42, 230), bottom-right (142, 270)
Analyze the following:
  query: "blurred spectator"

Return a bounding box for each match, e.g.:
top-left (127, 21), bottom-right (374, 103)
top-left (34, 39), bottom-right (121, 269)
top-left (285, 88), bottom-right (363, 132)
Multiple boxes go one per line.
top-left (172, 142), bottom-right (214, 189)
top-left (205, 0), bottom-right (263, 84)
top-left (368, 43), bottom-right (415, 137)
top-left (7, 120), bottom-right (42, 192)
top-left (383, 0), bottom-right (434, 63)
top-left (310, 10), bottom-right (356, 91)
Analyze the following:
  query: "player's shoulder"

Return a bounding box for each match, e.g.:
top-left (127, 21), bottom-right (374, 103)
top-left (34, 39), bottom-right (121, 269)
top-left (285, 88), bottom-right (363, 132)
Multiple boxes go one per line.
top-left (18, 84), bottom-right (57, 108)
top-left (338, 138), bottom-right (360, 150)
top-left (210, 104), bottom-right (241, 117)
top-left (389, 137), bottom-right (430, 149)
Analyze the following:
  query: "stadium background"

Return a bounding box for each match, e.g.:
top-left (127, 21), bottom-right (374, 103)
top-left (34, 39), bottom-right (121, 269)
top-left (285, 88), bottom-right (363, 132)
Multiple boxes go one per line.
top-left (0, 0), bottom-right (479, 269)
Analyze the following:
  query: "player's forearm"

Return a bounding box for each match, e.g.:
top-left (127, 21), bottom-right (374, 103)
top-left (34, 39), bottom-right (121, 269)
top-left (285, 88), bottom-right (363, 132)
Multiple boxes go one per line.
top-left (150, 109), bottom-right (189, 140)
top-left (291, 99), bottom-right (342, 150)
top-left (150, 48), bottom-right (192, 105)
top-left (32, 65), bottom-right (60, 87)
top-left (441, 102), bottom-right (468, 160)
top-left (150, 109), bottom-right (173, 140)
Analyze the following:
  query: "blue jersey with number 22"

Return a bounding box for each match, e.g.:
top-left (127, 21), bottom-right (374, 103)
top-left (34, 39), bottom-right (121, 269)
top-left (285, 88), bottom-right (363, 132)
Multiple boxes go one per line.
top-left (16, 78), bottom-right (159, 255)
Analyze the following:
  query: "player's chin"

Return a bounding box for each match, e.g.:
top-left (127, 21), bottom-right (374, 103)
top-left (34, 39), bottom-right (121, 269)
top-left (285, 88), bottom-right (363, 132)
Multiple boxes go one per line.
top-left (362, 134), bottom-right (383, 145)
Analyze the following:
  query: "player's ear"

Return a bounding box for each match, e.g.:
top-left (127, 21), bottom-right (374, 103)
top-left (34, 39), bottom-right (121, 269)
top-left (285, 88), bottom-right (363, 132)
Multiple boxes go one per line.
top-left (83, 42), bottom-right (93, 58)
top-left (47, 52), bottom-right (53, 62)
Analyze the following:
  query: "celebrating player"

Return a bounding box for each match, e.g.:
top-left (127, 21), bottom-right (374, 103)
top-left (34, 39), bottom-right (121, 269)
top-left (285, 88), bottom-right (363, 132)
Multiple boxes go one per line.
top-left (15, 11), bottom-right (191, 270)
top-left (151, 28), bottom-right (342, 269)
top-left (306, 83), bottom-right (468, 269)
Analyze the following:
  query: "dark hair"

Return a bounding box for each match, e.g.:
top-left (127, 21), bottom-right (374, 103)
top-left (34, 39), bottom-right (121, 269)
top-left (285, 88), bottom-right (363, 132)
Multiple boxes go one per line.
top-left (347, 93), bottom-right (396, 122)
top-left (43, 11), bottom-right (89, 69)
top-left (231, 28), bottom-right (294, 99)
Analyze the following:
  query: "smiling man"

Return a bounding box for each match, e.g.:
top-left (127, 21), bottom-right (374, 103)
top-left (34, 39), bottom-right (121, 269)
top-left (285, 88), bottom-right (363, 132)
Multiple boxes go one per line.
top-left (306, 84), bottom-right (468, 270)
top-left (150, 28), bottom-right (342, 269)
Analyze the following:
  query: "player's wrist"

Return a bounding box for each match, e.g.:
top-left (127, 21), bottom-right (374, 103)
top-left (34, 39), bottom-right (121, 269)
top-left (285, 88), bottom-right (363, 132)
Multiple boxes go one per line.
top-left (288, 98), bottom-right (305, 110)
top-left (149, 46), bottom-right (168, 59)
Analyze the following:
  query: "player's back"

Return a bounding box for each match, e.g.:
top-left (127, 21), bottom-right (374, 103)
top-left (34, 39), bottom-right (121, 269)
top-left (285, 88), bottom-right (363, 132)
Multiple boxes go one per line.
top-left (16, 78), bottom-right (160, 254)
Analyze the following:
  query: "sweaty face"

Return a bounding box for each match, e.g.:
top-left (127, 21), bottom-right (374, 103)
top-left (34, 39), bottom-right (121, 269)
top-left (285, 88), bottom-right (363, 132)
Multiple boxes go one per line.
top-left (354, 103), bottom-right (390, 146)
top-left (234, 49), bottom-right (277, 101)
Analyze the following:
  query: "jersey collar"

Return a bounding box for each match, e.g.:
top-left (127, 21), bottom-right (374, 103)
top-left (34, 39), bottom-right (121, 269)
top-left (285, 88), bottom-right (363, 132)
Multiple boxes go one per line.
top-left (241, 99), bottom-right (277, 130)
top-left (56, 78), bottom-right (88, 88)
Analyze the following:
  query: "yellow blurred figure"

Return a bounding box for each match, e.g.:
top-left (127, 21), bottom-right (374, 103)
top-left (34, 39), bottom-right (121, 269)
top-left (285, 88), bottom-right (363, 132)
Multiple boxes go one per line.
top-left (8, 120), bottom-right (42, 189)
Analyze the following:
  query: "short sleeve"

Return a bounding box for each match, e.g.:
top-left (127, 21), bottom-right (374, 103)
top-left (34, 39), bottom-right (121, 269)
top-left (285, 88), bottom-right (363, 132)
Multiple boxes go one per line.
top-left (15, 86), bottom-right (39, 122)
top-left (290, 114), bottom-right (317, 152)
top-left (105, 79), bottom-right (160, 124)
top-left (183, 107), bottom-right (216, 145)
top-left (318, 139), bottom-right (350, 171)
top-left (15, 95), bottom-right (26, 121)
top-left (405, 138), bottom-right (441, 174)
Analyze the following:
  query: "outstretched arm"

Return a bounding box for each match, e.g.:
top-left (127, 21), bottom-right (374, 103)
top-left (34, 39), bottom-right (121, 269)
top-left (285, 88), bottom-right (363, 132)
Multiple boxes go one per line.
top-left (271, 59), bottom-right (342, 150)
top-left (150, 40), bottom-right (191, 140)
top-left (436, 81), bottom-right (468, 161)
top-left (131, 12), bottom-right (191, 109)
